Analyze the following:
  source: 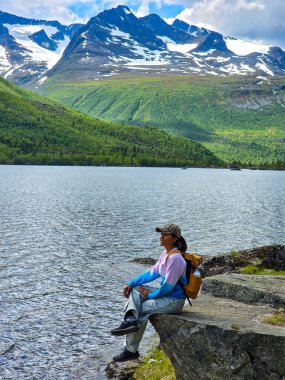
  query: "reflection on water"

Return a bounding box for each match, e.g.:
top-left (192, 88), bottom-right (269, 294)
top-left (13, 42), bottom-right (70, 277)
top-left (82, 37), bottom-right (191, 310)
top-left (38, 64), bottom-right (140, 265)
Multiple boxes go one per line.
top-left (0, 166), bottom-right (284, 378)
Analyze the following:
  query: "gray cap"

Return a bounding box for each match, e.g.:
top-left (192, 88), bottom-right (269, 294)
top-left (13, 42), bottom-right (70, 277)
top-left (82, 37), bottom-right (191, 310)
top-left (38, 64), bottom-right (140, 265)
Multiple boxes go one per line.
top-left (155, 224), bottom-right (181, 238)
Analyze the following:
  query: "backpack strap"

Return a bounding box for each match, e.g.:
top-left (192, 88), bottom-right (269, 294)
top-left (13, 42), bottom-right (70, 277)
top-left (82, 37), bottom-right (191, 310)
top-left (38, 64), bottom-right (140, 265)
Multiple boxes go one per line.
top-left (166, 249), bottom-right (193, 307)
top-left (167, 249), bottom-right (182, 258)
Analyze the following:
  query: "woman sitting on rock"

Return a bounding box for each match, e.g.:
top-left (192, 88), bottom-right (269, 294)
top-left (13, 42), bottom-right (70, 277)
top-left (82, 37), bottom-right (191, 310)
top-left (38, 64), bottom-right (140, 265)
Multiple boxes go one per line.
top-left (111, 223), bottom-right (187, 362)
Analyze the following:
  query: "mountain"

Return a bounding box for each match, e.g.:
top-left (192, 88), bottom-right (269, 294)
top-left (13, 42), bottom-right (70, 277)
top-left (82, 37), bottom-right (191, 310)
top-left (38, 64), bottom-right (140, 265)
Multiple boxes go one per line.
top-left (1, 6), bottom-right (284, 168)
top-left (41, 5), bottom-right (285, 84)
top-left (0, 76), bottom-right (222, 167)
top-left (40, 75), bottom-right (285, 167)
top-left (45, 5), bottom-right (171, 82)
top-left (1, 5), bottom-right (285, 86)
top-left (172, 19), bottom-right (209, 37)
top-left (139, 13), bottom-right (198, 44)
top-left (0, 10), bottom-right (83, 85)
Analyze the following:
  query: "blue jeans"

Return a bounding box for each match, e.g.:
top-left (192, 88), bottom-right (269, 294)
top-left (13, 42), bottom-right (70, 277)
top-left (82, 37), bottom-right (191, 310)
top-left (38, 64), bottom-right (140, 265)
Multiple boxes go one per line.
top-left (124, 286), bottom-right (185, 353)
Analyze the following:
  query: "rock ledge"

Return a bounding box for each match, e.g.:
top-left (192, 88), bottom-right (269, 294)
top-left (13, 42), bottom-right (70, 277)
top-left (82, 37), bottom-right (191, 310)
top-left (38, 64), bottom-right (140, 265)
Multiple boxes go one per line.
top-left (150, 274), bottom-right (285, 380)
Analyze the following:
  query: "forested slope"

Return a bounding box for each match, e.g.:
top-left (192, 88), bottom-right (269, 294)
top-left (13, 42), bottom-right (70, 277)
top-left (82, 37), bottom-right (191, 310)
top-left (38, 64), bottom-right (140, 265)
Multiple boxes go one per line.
top-left (40, 75), bottom-right (285, 167)
top-left (0, 77), bottom-right (222, 167)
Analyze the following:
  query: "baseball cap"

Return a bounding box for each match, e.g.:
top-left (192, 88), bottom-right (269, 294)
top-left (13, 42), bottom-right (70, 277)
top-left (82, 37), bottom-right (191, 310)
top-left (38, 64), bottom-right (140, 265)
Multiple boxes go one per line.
top-left (155, 224), bottom-right (181, 238)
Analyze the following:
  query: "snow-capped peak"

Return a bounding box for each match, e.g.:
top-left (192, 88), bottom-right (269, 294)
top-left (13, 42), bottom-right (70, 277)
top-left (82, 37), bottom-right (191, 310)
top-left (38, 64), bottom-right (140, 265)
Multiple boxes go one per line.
top-left (1, 6), bottom-right (285, 85)
top-left (4, 23), bottom-right (71, 69)
top-left (224, 37), bottom-right (270, 56)
top-left (121, 5), bottom-right (132, 14)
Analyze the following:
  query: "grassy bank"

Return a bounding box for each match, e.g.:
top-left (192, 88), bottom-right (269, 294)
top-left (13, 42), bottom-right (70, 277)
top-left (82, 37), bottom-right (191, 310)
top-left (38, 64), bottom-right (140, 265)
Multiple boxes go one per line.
top-left (240, 265), bottom-right (285, 275)
top-left (132, 347), bottom-right (175, 380)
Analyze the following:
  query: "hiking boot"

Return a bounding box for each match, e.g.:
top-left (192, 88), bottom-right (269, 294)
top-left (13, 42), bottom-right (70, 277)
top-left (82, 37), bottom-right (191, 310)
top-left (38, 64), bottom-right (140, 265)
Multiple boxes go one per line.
top-left (111, 321), bottom-right (139, 336)
top-left (113, 348), bottom-right (140, 362)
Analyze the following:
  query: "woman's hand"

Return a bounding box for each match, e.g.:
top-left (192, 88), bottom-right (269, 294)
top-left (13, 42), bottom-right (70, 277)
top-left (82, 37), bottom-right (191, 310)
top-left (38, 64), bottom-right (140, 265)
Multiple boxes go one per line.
top-left (123, 285), bottom-right (132, 298)
top-left (138, 286), bottom-right (151, 300)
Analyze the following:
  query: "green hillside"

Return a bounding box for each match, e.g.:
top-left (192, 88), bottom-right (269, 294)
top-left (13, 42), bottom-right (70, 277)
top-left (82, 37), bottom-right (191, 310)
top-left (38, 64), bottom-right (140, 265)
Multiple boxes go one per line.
top-left (0, 77), bottom-right (222, 167)
top-left (39, 75), bottom-right (285, 167)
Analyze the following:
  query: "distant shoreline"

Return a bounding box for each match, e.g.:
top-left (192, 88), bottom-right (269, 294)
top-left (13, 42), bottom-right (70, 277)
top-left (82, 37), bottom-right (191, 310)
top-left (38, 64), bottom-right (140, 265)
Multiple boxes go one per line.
top-left (0, 163), bottom-right (284, 170)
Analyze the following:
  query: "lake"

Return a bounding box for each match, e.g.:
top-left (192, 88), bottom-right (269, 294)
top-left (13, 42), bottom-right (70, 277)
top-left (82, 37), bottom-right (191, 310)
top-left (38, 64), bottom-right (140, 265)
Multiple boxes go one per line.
top-left (0, 166), bottom-right (284, 379)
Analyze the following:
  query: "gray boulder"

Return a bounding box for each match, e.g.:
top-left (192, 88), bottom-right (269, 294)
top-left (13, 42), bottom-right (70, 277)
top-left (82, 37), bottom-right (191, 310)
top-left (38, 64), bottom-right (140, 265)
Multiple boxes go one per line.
top-left (150, 274), bottom-right (285, 380)
top-left (203, 274), bottom-right (285, 308)
top-left (201, 245), bottom-right (285, 277)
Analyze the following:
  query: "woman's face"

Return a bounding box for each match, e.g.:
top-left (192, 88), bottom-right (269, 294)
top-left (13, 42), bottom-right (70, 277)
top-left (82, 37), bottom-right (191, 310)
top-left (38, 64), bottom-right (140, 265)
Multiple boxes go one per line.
top-left (159, 232), bottom-right (177, 249)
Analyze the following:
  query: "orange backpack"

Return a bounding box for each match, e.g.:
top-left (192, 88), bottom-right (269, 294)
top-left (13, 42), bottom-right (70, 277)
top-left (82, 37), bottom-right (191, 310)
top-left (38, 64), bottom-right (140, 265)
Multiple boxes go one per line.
top-left (168, 249), bottom-right (203, 306)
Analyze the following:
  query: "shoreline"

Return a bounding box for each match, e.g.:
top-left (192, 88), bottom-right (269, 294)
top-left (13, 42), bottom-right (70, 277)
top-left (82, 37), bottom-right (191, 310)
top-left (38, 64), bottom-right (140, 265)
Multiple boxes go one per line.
top-left (0, 163), bottom-right (284, 170)
top-left (105, 343), bottom-right (175, 380)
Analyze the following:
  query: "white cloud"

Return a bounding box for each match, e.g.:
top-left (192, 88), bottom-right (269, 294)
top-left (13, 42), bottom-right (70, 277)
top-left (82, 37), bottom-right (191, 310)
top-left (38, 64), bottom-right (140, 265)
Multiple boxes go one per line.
top-left (175, 0), bottom-right (285, 48)
top-left (234, 0), bottom-right (265, 10)
top-left (0, 0), bottom-right (85, 24)
top-left (164, 17), bottom-right (175, 25)
top-left (132, 0), bottom-right (150, 17)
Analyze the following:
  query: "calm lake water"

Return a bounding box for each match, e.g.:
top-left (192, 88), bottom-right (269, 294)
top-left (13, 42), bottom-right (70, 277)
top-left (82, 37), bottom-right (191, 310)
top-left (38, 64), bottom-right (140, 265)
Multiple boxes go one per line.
top-left (0, 166), bottom-right (284, 379)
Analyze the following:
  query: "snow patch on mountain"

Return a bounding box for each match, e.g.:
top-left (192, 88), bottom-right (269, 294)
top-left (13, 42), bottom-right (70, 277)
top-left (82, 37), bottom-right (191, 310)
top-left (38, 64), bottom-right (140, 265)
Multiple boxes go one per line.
top-left (122, 7), bottom-right (132, 14)
top-left (256, 76), bottom-right (268, 81)
top-left (256, 60), bottom-right (274, 76)
top-left (5, 24), bottom-right (58, 42)
top-left (218, 62), bottom-right (256, 75)
top-left (124, 47), bottom-right (169, 65)
top-left (220, 63), bottom-right (244, 75)
top-left (36, 76), bottom-right (47, 85)
top-left (194, 50), bottom-right (216, 56)
top-left (125, 59), bottom-right (169, 66)
top-left (240, 63), bottom-right (256, 73)
top-left (225, 37), bottom-right (269, 56)
top-left (4, 24), bottom-right (70, 68)
top-left (192, 56), bottom-right (206, 68)
top-left (110, 27), bottom-right (131, 41)
top-left (81, 31), bottom-right (88, 48)
top-left (158, 36), bottom-right (197, 53)
top-left (204, 56), bottom-right (231, 63)
top-left (3, 64), bottom-right (21, 79)
top-left (109, 27), bottom-right (169, 65)
top-left (0, 46), bottom-right (11, 70)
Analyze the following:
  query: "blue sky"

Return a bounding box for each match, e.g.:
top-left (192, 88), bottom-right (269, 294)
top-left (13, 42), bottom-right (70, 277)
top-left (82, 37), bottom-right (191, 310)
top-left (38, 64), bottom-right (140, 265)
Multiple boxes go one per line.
top-left (68, 2), bottom-right (185, 20)
top-left (144, 3), bottom-right (185, 18)
top-left (0, 0), bottom-right (284, 47)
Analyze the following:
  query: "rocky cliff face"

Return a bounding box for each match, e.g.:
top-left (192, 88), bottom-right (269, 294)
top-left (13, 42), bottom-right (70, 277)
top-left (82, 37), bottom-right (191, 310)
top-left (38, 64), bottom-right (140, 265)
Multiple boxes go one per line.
top-left (150, 246), bottom-right (285, 380)
top-left (151, 299), bottom-right (285, 380)
top-left (201, 244), bottom-right (285, 277)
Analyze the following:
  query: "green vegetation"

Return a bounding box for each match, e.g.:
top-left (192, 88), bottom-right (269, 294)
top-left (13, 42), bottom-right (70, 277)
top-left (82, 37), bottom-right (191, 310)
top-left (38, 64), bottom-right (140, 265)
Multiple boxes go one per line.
top-left (262, 309), bottom-right (285, 327)
top-left (229, 251), bottom-right (239, 256)
top-left (0, 77), bottom-right (222, 167)
top-left (39, 75), bottom-right (285, 167)
top-left (132, 347), bottom-right (175, 380)
top-left (240, 265), bottom-right (285, 275)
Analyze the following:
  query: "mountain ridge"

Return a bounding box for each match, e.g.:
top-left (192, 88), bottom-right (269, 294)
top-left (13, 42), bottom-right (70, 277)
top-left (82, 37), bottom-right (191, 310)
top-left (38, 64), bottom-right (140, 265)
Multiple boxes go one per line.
top-left (0, 10), bottom-right (83, 85)
top-left (1, 5), bottom-right (285, 86)
top-left (40, 5), bottom-right (285, 84)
